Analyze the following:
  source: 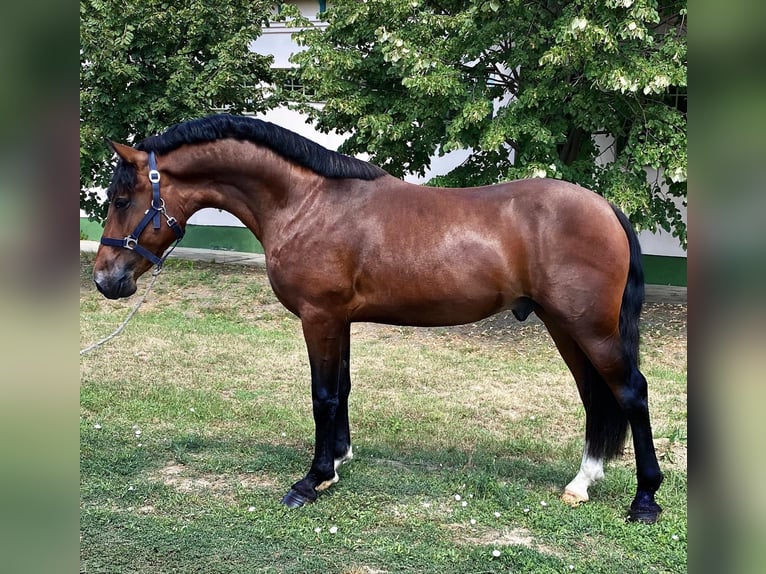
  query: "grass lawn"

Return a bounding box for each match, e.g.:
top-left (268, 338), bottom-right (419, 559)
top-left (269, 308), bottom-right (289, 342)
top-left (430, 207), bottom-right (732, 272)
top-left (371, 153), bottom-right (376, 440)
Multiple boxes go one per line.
top-left (80, 253), bottom-right (687, 573)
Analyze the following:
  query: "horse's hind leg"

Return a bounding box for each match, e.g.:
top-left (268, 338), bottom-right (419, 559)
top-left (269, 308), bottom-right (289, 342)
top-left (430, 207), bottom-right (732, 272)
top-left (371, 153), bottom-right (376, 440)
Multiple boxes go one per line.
top-left (540, 309), bottom-right (663, 521)
top-left (616, 365), bottom-right (664, 522)
top-left (538, 312), bottom-right (608, 505)
top-left (581, 334), bottom-right (664, 523)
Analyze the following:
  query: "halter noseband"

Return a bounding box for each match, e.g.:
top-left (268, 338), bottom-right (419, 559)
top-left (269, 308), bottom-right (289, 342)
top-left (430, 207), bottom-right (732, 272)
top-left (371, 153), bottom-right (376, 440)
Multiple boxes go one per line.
top-left (101, 151), bottom-right (185, 271)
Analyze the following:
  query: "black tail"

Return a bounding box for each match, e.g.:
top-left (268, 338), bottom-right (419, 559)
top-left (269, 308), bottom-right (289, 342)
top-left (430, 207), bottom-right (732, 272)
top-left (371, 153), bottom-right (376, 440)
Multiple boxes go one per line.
top-left (584, 205), bottom-right (645, 461)
top-left (611, 204), bottom-right (645, 370)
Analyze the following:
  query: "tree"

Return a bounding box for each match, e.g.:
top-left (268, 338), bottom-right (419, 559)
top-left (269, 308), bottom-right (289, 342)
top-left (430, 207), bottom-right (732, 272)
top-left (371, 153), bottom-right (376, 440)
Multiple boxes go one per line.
top-left (293, 0), bottom-right (687, 247)
top-left (80, 0), bottom-right (280, 221)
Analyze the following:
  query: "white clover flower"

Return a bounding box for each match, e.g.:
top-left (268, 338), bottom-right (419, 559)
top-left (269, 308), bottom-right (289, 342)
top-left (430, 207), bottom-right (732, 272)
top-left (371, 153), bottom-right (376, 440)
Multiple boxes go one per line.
top-left (329, 526), bottom-right (338, 534)
top-left (492, 549), bottom-right (501, 557)
top-left (523, 507), bottom-right (530, 514)
top-left (93, 424), bottom-right (102, 430)
top-left (470, 518), bottom-right (476, 525)
top-left (248, 506), bottom-right (256, 512)
top-left (540, 500), bottom-right (548, 507)
top-left (461, 501), bottom-right (468, 507)
top-left (494, 511), bottom-right (501, 518)
top-left (314, 527), bottom-right (322, 533)
top-left (454, 494), bottom-right (462, 501)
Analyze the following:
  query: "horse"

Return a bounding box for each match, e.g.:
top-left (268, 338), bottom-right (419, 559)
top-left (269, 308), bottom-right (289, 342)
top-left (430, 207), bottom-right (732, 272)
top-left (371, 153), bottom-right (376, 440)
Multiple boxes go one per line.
top-left (92, 113), bottom-right (663, 523)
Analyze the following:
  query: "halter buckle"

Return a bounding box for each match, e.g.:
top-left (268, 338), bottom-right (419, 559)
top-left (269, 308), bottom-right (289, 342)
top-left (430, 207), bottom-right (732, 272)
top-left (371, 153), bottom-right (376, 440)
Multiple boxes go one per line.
top-left (124, 236), bottom-right (138, 250)
top-left (148, 169), bottom-right (161, 184)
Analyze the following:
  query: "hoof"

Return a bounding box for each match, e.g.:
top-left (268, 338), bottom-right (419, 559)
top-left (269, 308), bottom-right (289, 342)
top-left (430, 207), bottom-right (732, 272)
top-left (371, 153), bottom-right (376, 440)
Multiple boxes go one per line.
top-left (628, 501), bottom-right (662, 524)
top-left (627, 491), bottom-right (662, 524)
top-left (561, 490), bottom-right (587, 507)
top-left (280, 488), bottom-right (315, 509)
top-left (627, 505), bottom-right (662, 524)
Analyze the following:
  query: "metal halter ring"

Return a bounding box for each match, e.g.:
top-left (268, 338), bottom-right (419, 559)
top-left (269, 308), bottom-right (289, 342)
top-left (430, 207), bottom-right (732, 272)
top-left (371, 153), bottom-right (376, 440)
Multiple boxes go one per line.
top-left (149, 197), bottom-right (166, 212)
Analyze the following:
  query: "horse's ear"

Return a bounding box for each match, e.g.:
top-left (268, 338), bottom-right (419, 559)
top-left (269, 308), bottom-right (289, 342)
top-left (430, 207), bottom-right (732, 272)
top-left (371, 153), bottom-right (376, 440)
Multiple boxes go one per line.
top-left (106, 140), bottom-right (147, 166)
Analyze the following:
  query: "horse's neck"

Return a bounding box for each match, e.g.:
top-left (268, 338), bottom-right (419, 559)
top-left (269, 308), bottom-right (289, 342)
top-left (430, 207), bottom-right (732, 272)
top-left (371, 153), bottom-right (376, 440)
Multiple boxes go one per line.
top-left (170, 140), bottom-right (318, 244)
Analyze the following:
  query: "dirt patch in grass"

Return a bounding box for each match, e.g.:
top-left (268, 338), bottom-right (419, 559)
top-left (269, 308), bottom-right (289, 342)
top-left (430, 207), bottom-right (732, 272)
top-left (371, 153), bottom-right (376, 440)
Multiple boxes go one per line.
top-left (150, 462), bottom-right (280, 500)
top-left (445, 523), bottom-right (558, 556)
top-left (341, 568), bottom-right (389, 574)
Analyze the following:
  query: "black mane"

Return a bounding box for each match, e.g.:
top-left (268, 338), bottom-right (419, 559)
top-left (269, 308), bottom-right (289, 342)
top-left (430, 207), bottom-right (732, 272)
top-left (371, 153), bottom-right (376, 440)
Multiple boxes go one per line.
top-left (108, 114), bottom-right (387, 199)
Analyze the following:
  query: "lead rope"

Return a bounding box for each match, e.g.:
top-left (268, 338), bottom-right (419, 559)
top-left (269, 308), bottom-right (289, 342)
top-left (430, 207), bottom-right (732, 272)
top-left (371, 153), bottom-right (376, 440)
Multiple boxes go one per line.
top-left (79, 262), bottom-right (166, 356)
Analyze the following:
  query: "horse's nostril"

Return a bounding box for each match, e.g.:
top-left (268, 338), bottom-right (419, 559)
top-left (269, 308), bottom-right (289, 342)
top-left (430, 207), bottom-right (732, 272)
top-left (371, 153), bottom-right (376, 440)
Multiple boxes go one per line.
top-left (93, 272), bottom-right (131, 299)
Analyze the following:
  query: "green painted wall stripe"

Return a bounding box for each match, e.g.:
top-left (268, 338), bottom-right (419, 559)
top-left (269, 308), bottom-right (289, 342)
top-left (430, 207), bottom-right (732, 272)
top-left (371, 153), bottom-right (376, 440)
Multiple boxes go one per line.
top-left (642, 254), bottom-right (686, 286)
top-left (81, 219), bottom-right (686, 286)
top-left (180, 225), bottom-right (264, 253)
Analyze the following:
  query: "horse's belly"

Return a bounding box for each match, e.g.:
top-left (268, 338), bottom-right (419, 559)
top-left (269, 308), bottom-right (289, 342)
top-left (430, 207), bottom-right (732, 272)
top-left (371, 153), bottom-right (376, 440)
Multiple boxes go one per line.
top-left (351, 284), bottom-right (518, 327)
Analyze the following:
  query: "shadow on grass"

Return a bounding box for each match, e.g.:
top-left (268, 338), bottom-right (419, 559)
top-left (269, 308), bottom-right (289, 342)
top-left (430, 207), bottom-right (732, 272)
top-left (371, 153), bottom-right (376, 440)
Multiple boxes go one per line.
top-left (82, 424), bottom-right (596, 506)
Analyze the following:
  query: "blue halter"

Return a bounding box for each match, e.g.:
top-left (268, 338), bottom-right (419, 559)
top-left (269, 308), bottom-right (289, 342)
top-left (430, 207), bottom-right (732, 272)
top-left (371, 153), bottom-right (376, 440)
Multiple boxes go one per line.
top-left (100, 152), bottom-right (185, 270)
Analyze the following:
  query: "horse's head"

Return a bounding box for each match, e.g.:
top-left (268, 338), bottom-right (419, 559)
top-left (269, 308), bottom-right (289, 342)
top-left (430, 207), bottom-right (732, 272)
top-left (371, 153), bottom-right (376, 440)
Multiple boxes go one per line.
top-left (93, 142), bottom-right (186, 299)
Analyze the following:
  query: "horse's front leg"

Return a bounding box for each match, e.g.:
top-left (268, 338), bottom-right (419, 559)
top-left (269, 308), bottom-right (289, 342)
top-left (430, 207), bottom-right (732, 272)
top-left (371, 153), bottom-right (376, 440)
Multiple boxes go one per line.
top-left (281, 314), bottom-right (347, 508)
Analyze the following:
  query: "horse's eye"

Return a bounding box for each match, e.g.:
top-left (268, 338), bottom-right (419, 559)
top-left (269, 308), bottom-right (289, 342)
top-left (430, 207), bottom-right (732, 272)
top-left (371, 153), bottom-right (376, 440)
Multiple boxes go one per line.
top-left (113, 197), bottom-right (130, 210)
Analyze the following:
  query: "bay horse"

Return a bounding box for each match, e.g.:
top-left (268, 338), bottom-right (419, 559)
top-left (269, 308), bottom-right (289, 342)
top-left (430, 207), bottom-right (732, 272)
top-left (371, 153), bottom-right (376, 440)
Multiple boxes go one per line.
top-left (92, 114), bottom-right (663, 523)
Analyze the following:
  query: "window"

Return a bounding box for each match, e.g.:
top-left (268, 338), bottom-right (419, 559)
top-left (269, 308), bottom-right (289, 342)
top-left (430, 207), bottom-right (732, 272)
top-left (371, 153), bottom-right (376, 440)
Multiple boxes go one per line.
top-left (274, 68), bottom-right (316, 100)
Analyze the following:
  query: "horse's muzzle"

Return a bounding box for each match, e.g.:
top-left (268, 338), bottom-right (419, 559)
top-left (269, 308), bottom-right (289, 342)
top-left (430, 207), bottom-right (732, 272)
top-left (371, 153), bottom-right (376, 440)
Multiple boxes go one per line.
top-left (93, 272), bottom-right (137, 299)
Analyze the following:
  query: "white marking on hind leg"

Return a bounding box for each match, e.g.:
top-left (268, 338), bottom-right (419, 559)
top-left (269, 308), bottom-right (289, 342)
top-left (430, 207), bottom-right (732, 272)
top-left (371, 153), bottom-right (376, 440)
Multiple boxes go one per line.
top-left (334, 445), bottom-right (353, 471)
top-left (316, 472), bottom-right (340, 491)
top-left (562, 444), bottom-right (604, 506)
top-left (316, 447), bottom-right (354, 492)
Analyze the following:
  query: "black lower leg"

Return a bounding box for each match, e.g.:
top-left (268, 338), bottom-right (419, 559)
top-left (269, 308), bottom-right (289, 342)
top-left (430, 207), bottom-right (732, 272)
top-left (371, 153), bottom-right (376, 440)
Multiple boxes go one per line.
top-left (621, 368), bottom-right (664, 523)
top-left (281, 392), bottom-right (341, 508)
top-left (334, 348), bottom-right (352, 461)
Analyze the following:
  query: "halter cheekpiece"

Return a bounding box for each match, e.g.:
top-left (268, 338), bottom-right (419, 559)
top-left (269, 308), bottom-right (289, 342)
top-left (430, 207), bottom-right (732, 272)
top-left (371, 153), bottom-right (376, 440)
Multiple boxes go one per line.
top-left (101, 151), bottom-right (185, 271)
